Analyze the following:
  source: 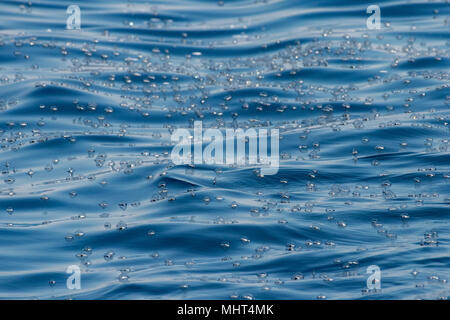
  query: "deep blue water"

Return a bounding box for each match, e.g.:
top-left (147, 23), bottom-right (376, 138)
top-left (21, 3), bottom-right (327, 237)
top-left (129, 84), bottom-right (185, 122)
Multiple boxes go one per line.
top-left (0, 0), bottom-right (449, 299)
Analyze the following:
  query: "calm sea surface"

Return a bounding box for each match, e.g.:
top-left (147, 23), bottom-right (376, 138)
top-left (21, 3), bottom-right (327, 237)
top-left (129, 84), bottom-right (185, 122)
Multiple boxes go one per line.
top-left (0, 0), bottom-right (449, 299)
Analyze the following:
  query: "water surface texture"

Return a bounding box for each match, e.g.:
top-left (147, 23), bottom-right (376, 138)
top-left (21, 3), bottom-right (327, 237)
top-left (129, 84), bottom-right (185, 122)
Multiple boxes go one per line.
top-left (0, 0), bottom-right (449, 299)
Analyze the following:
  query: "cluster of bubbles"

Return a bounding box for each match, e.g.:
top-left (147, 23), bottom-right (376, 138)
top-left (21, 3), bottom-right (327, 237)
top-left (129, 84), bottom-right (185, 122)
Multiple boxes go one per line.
top-left (0, 0), bottom-right (449, 299)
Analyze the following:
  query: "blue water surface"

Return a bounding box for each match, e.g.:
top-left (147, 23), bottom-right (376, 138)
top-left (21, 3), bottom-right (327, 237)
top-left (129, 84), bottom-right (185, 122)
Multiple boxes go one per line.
top-left (0, 0), bottom-right (449, 299)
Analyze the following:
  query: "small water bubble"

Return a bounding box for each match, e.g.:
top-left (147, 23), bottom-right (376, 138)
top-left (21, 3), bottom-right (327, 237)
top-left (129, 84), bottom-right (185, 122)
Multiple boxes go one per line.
top-left (220, 241), bottom-right (230, 249)
top-left (165, 259), bottom-right (174, 266)
top-left (292, 273), bottom-right (304, 280)
top-left (99, 201), bottom-right (108, 209)
top-left (240, 237), bottom-right (250, 244)
top-left (337, 221), bottom-right (347, 228)
top-left (74, 230), bottom-right (85, 238)
top-left (118, 202), bottom-right (127, 211)
top-left (118, 273), bottom-right (129, 282)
